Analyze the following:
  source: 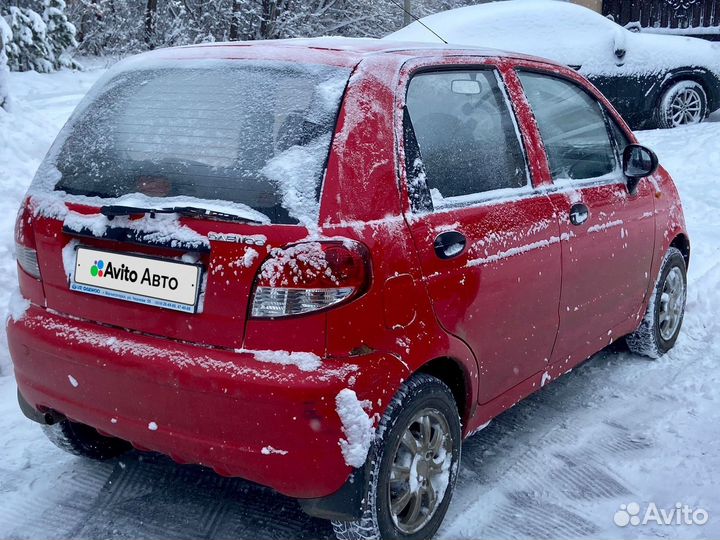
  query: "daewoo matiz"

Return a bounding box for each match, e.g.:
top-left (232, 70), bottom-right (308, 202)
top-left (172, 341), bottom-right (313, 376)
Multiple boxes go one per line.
top-left (8, 39), bottom-right (689, 540)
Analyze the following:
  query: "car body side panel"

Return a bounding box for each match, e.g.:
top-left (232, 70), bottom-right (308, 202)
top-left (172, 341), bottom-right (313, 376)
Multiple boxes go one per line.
top-left (646, 166), bottom-right (690, 288)
top-left (547, 180), bottom-right (656, 365)
top-left (405, 198), bottom-right (562, 405)
top-left (507, 58), bottom-right (657, 362)
top-left (320, 54), bottom-right (482, 427)
top-left (393, 56), bottom-right (562, 406)
top-left (319, 55), bottom-right (404, 226)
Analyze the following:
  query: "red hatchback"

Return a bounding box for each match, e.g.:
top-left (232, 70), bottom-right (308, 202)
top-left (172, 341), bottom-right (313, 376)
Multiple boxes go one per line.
top-left (8, 39), bottom-right (689, 539)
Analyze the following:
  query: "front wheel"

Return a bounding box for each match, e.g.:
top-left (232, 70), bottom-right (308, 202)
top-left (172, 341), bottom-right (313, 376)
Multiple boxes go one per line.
top-left (626, 247), bottom-right (687, 358)
top-left (332, 374), bottom-right (461, 540)
top-left (657, 80), bottom-right (707, 129)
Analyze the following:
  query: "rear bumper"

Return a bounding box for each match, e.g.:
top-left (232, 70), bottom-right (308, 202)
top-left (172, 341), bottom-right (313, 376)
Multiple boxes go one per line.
top-left (7, 305), bottom-right (407, 499)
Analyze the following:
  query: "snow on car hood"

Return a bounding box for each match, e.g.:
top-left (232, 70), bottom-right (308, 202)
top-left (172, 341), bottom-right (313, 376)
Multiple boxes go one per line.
top-left (385, 0), bottom-right (720, 77)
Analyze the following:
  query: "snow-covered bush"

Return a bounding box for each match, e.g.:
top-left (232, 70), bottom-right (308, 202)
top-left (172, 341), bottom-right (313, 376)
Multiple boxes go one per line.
top-left (3, 6), bottom-right (53, 73)
top-left (43, 0), bottom-right (79, 69)
top-left (0, 15), bottom-right (11, 110)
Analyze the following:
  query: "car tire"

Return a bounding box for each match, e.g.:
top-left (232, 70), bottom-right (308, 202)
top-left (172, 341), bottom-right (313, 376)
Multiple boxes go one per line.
top-left (332, 374), bottom-right (461, 540)
top-left (657, 80), bottom-right (707, 129)
top-left (42, 419), bottom-right (132, 460)
top-left (626, 247), bottom-right (687, 359)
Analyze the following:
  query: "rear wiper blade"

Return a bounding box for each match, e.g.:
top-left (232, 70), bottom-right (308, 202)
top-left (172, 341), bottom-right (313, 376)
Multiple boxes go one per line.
top-left (165, 206), bottom-right (264, 224)
top-left (100, 205), bottom-right (164, 217)
top-left (100, 204), bottom-right (263, 224)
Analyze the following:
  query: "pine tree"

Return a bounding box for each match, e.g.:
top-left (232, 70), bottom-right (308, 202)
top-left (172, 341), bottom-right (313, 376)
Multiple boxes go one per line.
top-left (3, 6), bottom-right (53, 73)
top-left (43, 0), bottom-right (80, 69)
top-left (0, 15), bottom-right (11, 110)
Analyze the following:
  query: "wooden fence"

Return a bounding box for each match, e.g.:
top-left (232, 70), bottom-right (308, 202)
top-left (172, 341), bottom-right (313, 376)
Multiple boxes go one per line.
top-left (602, 0), bottom-right (720, 39)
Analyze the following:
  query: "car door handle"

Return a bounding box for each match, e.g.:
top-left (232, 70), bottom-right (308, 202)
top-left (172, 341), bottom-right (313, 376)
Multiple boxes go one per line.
top-left (433, 231), bottom-right (467, 259)
top-left (569, 203), bottom-right (590, 226)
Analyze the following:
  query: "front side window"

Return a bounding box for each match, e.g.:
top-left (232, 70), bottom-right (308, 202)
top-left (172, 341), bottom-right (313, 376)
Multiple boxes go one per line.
top-left (518, 71), bottom-right (617, 182)
top-left (405, 69), bottom-right (528, 205)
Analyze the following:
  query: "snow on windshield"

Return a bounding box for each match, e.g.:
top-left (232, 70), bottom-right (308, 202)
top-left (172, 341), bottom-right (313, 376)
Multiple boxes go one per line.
top-left (29, 58), bottom-right (350, 228)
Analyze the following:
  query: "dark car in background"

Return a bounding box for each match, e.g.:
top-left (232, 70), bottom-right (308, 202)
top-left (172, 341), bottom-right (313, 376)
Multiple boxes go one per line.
top-left (386, 0), bottom-right (720, 129)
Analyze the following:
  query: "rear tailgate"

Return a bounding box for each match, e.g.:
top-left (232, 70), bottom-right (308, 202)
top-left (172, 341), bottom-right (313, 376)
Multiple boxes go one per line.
top-left (23, 55), bottom-right (351, 349)
top-left (34, 207), bottom-right (307, 349)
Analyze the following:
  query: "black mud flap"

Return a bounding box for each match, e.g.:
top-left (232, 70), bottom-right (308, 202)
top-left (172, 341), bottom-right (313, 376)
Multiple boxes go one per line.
top-left (17, 387), bottom-right (48, 424)
top-left (298, 466), bottom-right (367, 521)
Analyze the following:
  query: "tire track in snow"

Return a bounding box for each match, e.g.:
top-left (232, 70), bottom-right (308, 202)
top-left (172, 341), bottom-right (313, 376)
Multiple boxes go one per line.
top-left (67, 453), bottom-right (333, 540)
top-left (440, 387), bottom-right (635, 539)
top-left (0, 462), bottom-right (114, 539)
top-left (439, 258), bottom-right (720, 539)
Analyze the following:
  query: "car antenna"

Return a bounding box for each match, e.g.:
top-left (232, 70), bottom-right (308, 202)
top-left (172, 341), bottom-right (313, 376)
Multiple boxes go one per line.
top-left (387, 0), bottom-right (448, 44)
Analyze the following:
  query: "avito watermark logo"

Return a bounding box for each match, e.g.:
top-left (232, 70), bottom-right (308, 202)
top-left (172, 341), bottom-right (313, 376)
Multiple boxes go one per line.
top-left (614, 502), bottom-right (709, 527)
top-left (88, 259), bottom-right (179, 290)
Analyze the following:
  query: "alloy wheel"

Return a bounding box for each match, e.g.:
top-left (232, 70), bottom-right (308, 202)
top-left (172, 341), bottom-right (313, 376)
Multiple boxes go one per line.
top-left (387, 408), bottom-right (453, 535)
top-left (659, 266), bottom-right (685, 341)
top-left (669, 88), bottom-right (703, 127)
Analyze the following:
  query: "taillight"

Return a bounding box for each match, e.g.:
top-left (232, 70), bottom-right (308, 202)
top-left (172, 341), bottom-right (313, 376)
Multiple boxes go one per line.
top-left (14, 199), bottom-right (41, 279)
top-left (251, 241), bottom-right (370, 318)
top-left (16, 244), bottom-right (41, 279)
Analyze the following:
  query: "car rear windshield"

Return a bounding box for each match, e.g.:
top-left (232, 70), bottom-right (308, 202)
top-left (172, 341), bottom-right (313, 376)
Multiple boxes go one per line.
top-left (49, 61), bottom-right (350, 225)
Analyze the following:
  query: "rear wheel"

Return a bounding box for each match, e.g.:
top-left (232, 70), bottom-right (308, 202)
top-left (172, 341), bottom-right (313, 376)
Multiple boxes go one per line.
top-left (657, 80), bottom-right (707, 129)
top-left (626, 247), bottom-right (687, 358)
top-left (332, 374), bottom-right (461, 540)
top-left (42, 419), bottom-right (131, 460)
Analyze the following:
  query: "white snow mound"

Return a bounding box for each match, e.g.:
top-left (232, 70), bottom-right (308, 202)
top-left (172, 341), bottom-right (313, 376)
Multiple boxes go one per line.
top-left (336, 388), bottom-right (375, 468)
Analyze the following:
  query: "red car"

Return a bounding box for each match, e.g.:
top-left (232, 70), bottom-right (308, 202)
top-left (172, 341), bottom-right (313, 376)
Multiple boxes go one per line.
top-left (8, 39), bottom-right (689, 539)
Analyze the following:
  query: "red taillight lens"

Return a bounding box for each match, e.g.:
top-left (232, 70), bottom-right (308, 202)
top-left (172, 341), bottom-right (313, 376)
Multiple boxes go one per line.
top-left (14, 200), bottom-right (41, 279)
top-left (251, 241), bottom-right (370, 318)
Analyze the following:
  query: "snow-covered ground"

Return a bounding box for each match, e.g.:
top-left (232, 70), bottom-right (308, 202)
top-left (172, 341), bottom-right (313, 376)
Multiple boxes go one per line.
top-left (0, 66), bottom-right (718, 539)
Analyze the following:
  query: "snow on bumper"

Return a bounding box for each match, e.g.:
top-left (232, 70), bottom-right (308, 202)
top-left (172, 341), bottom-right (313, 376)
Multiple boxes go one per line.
top-left (7, 306), bottom-right (409, 499)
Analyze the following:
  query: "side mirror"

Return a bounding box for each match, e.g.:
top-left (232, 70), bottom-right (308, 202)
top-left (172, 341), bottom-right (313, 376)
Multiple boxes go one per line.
top-left (623, 144), bottom-right (658, 194)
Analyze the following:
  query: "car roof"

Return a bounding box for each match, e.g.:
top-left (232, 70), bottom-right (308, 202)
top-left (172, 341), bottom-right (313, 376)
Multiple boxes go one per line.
top-left (147, 36), bottom-right (559, 68)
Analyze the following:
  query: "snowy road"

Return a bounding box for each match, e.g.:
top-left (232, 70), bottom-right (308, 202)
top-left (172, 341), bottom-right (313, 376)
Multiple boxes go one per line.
top-left (0, 67), bottom-right (718, 539)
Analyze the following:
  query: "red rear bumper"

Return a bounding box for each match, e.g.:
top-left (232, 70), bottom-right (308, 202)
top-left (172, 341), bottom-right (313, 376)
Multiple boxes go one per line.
top-left (7, 306), bottom-right (406, 499)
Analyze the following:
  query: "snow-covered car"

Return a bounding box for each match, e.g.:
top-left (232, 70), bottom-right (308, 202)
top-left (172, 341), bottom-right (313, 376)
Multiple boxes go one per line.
top-left (8, 38), bottom-right (689, 540)
top-left (386, 0), bottom-right (720, 129)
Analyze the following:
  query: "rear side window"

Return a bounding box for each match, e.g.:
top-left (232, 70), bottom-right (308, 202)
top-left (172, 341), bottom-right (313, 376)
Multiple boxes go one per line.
top-left (405, 70), bottom-right (528, 203)
top-left (518, 71), bottom-right (617, 182)
top-left (43, 61), bottom-right (350, 225)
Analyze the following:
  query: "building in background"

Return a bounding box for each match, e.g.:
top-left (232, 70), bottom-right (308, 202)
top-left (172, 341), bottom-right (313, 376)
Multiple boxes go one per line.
top-left (571, 0), bottom-right (603, 12)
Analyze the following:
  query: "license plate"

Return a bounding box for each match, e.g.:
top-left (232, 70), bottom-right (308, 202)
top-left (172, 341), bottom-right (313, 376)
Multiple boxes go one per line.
top-left (71, 247), bottom-right (202, 313)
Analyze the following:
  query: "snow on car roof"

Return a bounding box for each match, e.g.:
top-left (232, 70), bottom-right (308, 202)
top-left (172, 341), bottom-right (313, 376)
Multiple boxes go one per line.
top-left (120, 36), bottom-right (547, 69)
